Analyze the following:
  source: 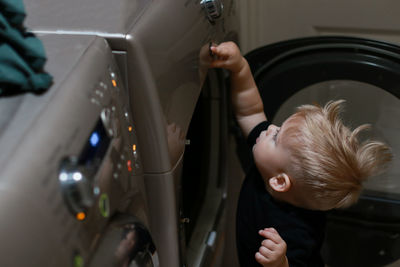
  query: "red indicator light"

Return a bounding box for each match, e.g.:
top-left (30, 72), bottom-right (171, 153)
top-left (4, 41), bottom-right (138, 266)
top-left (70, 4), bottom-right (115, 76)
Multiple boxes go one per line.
top-left (127, 160), bottom-right (132, 172)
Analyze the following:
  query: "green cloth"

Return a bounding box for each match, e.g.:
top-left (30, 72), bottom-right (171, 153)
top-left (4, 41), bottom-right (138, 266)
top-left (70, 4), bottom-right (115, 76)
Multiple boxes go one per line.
top-left (0, 0), bottom-right (52, 95)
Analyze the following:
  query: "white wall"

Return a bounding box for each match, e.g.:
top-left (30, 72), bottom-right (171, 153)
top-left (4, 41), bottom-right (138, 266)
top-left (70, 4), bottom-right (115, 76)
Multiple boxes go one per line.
top-left (238, 0), bottom-right (400, 53)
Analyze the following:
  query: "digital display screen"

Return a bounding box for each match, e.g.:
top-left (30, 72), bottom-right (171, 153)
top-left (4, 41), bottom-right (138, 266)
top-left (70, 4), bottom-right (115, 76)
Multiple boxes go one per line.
top-left (78, 119), bottom-right (111, 167)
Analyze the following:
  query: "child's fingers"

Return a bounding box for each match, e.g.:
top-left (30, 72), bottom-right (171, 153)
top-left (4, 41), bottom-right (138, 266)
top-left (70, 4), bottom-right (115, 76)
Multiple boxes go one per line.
top-left (256, 245), bottom-right (278, 266)
top-left (210, 45), bottom-right (231, 58)
top-left (258, 228), bottom-right (284, 244)
top-left (209, 45), bottom-right (218, 54)
top-left (255, 252), bottom-right (269, 265)
top-left (258, 228), bottom-right (277, 239)
top-left (261, 237), bottom-right (277, 250)
top-left (209, 46), bottom-right (222, 56)
top-left (256, 245), bottom-right (275, 263)
top-left (209, 60), bottom-right (223, 68)
top-left (210, 59), bottom-right (229, 69)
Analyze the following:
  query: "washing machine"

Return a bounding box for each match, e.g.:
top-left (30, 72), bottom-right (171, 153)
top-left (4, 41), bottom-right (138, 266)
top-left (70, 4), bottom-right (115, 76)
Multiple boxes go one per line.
top-left (236, 2), bottom-right (400, 267)
top-left (0, 33), bottom-right (157, 266)
top-left (24, 0), bottom-right (241, 266)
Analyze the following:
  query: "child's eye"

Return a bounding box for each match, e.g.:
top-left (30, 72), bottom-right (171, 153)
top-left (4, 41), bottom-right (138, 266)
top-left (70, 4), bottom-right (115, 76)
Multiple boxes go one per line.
top-left (273, 129), bottom-right (280, 142)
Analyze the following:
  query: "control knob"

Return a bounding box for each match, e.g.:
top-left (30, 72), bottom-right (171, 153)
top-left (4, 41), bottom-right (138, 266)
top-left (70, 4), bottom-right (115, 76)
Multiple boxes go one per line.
top-left (200, 0), bottom-right (223, 22)
top-left (59, 157), bottom-right (95, 216)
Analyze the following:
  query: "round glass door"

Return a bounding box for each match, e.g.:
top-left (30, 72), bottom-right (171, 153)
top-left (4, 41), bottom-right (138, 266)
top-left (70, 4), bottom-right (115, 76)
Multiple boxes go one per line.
top-left (273, 80), bottom-right (399, 199)
top-left (245, 36), bottom-right (400, 267)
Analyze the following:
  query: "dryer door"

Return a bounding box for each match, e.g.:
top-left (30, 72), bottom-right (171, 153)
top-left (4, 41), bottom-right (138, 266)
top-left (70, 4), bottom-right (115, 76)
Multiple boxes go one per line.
top-left (245, 36), bottom-right (400, 267)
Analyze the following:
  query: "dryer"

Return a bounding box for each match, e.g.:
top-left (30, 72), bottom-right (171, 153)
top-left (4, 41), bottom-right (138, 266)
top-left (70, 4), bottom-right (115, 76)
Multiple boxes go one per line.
top-left (237, 3), bottom-right (400, 266)
top-left (24, 0), bottom-right (240, 266)
top-left (0, 34), bottom-right (157, 266)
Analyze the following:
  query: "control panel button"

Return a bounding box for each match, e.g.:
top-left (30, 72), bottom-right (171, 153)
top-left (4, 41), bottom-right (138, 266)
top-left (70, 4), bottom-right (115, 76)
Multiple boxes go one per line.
top-left (100, 108), bottom-right (113, 137)
top-left (73, 252), bottom-right (84, 267)
top-left (98, 193), bottom-right (110, 218)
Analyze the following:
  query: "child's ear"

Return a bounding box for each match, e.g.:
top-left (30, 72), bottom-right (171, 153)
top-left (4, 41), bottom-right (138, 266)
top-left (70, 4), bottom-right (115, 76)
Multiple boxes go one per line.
top-left (269, 173), bottom-right (291, 192)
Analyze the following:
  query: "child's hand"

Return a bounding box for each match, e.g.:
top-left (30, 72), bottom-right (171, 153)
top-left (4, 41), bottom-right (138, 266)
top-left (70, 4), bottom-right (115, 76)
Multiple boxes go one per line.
top-left (255, 228), bottom-right (289, 267)
top-left (166, 123), bottom-right (185, 165)
top-left (209, 41), bottom-right (245, 73)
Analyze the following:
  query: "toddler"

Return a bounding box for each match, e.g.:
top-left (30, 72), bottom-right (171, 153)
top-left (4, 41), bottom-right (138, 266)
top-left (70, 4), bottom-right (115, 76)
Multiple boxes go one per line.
top-left (210, 42), bottom-right (392, 267)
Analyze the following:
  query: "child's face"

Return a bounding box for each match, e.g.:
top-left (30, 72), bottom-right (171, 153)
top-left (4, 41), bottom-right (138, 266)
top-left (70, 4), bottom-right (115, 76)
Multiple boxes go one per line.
top-left (252, 115), bottom-right (300, 180)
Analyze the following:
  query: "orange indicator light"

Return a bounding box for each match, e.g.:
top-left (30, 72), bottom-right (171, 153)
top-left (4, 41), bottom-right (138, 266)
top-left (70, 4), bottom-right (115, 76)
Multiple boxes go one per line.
top-left (112, 79), bottom-right (117, 87)
top-left (76, 212), bottom-right (86, 221)
top-left (127, 160), bottom-right (132, 172)
top-left (132, 144), bottom-right (136, 151)
top-left (128, 126), bottom-right (132, 132)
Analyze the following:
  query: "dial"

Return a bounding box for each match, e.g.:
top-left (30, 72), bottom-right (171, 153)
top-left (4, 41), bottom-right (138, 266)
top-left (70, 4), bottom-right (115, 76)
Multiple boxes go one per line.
top-left (200, 0), bottom-right (223, 22)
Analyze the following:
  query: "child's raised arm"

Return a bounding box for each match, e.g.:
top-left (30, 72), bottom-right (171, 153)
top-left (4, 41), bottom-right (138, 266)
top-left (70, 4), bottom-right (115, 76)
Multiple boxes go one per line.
top-left (210, 42), bottom-right (267, 137)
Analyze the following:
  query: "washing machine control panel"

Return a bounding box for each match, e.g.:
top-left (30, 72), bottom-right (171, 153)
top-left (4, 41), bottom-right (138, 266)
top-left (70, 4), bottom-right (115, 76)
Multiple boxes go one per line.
top-left (58, 118), bottom-right (111, 216)
top-left (57, 63), bottom-right (143, 224)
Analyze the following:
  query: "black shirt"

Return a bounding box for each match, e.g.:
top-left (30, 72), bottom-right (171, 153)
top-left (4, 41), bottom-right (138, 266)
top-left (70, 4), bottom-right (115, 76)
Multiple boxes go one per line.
top-left (236, 121), bottom-right (326, 267)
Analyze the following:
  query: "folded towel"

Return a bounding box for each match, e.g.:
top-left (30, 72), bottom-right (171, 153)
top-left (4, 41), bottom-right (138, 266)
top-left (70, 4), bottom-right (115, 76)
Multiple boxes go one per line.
top-left (0, 0), bottom-right (52, 96)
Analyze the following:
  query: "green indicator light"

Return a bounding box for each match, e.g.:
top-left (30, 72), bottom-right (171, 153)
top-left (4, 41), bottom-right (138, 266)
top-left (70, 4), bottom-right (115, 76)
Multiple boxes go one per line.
top-left (99, 193), bottom-right (110, 218)
top-left (73, 254), bottom-right (84, 267)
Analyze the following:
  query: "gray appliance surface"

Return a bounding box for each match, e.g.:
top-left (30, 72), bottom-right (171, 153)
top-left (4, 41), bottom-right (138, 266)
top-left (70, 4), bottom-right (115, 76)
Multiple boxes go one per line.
top-left (24, 0), bottom-right (150, 35)
top-left (0, 34), bottom-right (154, 267)
top-left (0, 35), bottom-right (92, 167)
top-left (24, 0), bottom-right (239, 173)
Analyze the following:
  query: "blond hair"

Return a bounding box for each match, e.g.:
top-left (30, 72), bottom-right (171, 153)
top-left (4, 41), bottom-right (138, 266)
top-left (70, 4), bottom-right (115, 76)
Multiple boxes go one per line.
top-left (286, 100), bottom-right (392, 210)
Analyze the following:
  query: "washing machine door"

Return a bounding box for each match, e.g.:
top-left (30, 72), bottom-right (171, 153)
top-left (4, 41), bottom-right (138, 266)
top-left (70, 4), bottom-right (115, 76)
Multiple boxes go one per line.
top-left (88, 216), bottom-right (158, 267)
top-left (245, 36), bottom-right (400, 267)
